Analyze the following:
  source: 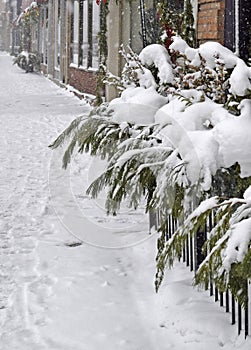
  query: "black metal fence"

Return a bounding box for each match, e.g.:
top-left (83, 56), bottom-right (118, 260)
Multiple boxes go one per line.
top-left (150, 211), bottom-right (251, 338)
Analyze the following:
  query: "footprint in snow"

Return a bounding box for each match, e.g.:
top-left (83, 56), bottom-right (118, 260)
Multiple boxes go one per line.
top-left (28, 275), bottom-right (57, 298)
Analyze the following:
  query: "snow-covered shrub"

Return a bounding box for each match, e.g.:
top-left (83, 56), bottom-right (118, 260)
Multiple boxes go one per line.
top-left (13, 51), bottom-right (41, 73)
top-left (50, 37), bottom-right (251, 303)
top-left (156, 185), bottom-right (251, 306)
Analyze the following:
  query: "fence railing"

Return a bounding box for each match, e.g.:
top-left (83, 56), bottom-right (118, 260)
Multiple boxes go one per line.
top-left (150, 211), bottom-right (251, 338)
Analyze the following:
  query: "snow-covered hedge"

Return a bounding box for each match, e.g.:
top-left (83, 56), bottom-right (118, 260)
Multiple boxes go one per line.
top-left (51, 37), bottom-right (251, 304)
top-left (13, 51), bottom-right (41, 73)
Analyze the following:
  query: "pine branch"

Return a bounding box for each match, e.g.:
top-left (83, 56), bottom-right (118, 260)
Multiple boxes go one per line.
top-left (49, 115), bottom-right (86, 150)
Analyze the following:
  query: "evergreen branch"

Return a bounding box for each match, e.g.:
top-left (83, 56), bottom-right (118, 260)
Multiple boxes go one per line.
top-left (62, 133), bottom-right (79, 169)
top-left (49, 115), bottom-right (86, 149)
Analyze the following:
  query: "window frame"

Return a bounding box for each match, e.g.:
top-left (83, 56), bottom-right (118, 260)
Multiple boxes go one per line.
top-left (70, 0), bottom-right (100, 69)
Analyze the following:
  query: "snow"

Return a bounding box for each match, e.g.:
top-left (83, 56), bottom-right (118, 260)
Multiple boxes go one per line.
top-left (219, 185), bottom-right (251, 273)
top-left (180, 130), bottom-right (219, 191)
top-left (229, 60), bottom-right (251, 96)
top-left (198, 41), bottom-right (238, 69)
top-left (139, 44), bottom-right (174, 84)
top-left (170, 35), bottom-right (251, 96)
top-left (213, 99), bottom-right (251, 177)
top-left (244, 186), bottom-right (251, 201)
top-left (108, 39), bottom-right (251, 192)
top-left (136, 66), bottom-right (157, 89)
top-left (169, 35), bottom-right (197, 62)
top-left (114, 146), bottom-right (172, 169)
top-left (1, 52), bottom-right (251, 349)
top-left (222, 217), bottom-right (251, 271)
top-left (170, 35), bottom-right (238, 69)
top-left (186, 197), bottom-right (219, 221)
top-left (154, 97), bottom-right (187, 125)
top-left (109, 86), bottom-right (167, 124)
top-left (153, 95), bottom-right (251, 190)
top-left (98, 39), bottom-right (251, 304)
top-left (154, 100), bottom-right (222, 189)
top-left (20, 50), bottom-right (29, 59)
top-left (105, 39), bottom-right (251, 194)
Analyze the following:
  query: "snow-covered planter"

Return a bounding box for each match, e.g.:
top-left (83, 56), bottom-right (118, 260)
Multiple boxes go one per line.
top-left (13, 51), bottom-right (41, 73)
top-left (51, 37), bottom-right (251, 303)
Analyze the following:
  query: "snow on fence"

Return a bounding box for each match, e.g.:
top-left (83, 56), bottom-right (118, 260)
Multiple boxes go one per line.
top-left (149, 210), bottom-right (250, 338)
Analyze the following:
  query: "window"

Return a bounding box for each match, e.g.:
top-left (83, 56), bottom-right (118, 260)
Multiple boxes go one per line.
top-left (54, 0), bottom-right (61, 68)
top-left (70, 0), bottom-right (100, 68)
top-left (81, 0), bottom-right (88, 66)
top-left (72, 0), bottom-right (79, 65)
top-left (41, 6), bottom-right (48, 64)
top-left (91, 0), bottom-right (100, 69)
top-left (80, 0), bottom-right (100, 69)
top-left (225, 0), bottom-right (251, 61)
top-left (239, 0), bottom-right (251, 61)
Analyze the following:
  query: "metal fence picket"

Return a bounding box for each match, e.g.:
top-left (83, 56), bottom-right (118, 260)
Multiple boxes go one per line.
top-left (149, 209), bottom-right (250, 337)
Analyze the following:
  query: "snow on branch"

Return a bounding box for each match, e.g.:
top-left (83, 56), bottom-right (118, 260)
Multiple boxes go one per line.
top-left (51, 37), bottom-right (251, 304)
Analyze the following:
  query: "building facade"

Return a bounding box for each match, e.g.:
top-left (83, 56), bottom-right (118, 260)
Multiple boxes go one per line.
top-left (0, 0), bottom-right (11, 51)
top-left (197, 0), bottom-right (250, 61)
top-left (7, 0), bottom-right (251, 99)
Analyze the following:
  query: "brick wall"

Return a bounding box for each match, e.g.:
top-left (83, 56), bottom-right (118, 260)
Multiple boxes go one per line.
top-left (69, 67), bottom-right (99, 96)
top-left (197, 0), bottom-right (225, 44)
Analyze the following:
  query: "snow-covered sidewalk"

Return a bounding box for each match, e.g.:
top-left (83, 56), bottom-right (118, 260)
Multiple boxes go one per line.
top-left (0, 52), bottom-right (250, 350)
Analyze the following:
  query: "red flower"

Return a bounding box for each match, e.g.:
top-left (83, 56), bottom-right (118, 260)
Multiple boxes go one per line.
top-left (96, 0), bottom-right (107, 4)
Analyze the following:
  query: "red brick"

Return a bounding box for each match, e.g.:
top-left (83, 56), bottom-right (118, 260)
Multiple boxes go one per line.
top-left (69, 67), bottom-right (100, 96)
top-left (197, 0), bottom-right (225, 45)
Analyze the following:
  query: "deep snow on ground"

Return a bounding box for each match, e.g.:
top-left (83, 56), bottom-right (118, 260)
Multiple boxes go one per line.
top-left (0, 52), bottom-right (250, 349)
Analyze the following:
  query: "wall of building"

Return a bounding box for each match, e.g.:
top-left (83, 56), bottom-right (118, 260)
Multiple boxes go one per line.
top-left (0, 0), bottom-right (11, 51)
top-left (0, 0), bottom-right (5, 50)
top-left (69, 67), bottom-right (99, 95)
top-left (106, 0), bottom-right (147, 101)
top-left (9, 0), bottom-right (249, 98)
top-left (197, 0), bottom-right (225, 44)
